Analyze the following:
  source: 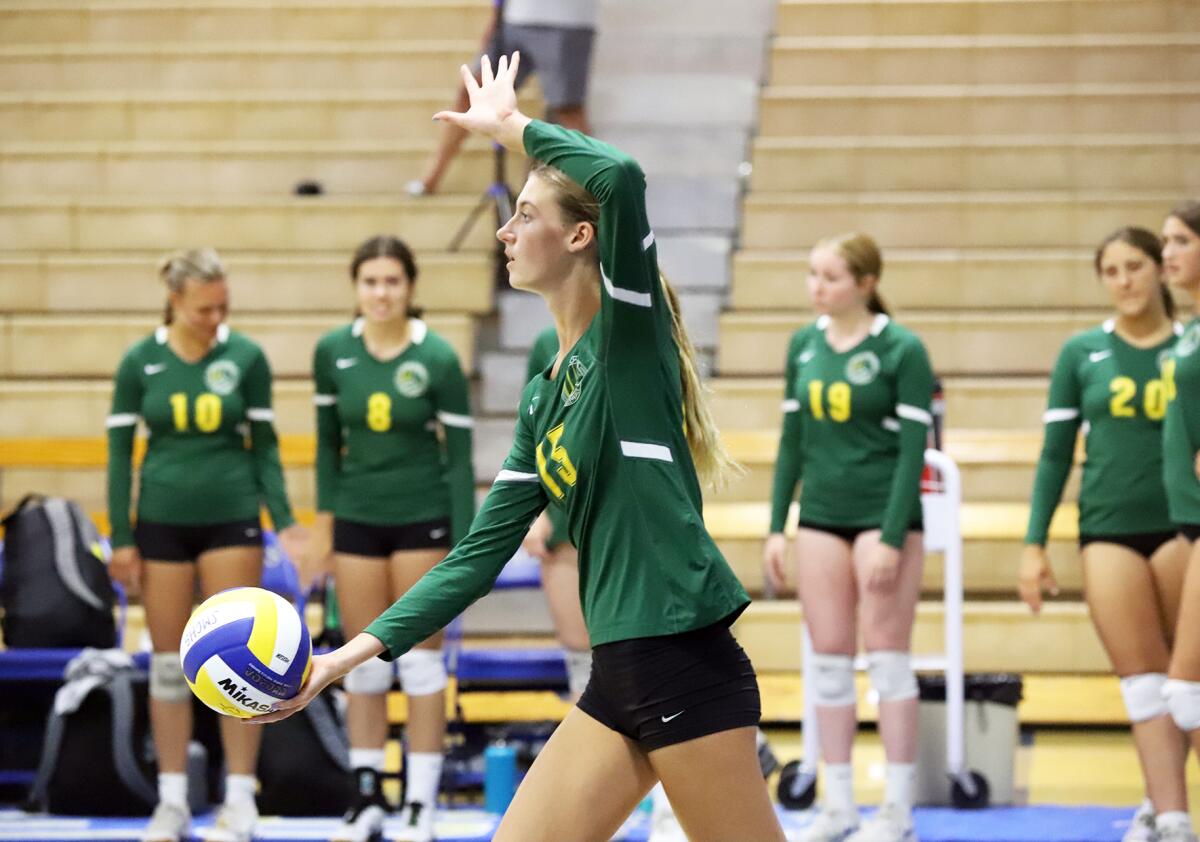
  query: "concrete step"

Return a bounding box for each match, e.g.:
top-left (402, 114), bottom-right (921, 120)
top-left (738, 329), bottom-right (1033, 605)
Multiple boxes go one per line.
top-left (717, 310), bottom-right (1103, 376)
top-left (776, 0), bottom-right (1196, 37)
top-left (731, 249), bottom-right (1103, 311)
top-left (646, 174), bottom-right (740, 233)
top-left (768, 33), bottom-right (1200, 87)
top-left (0, 251), bottom-right (494, 315)
top-left (0, 1), bottom-right (491, 44)
top-left (595, 126), bottom-right (749, 180)
top-left (0, 90), bottom-right (543, 142)
top-left (594, 34), bottom-right (767, 77)
top-left (0, 140), bottom-right (523, 197)
top-left (0, 41), bottom-right (479, 91)
top-left (598, 0), bottom-right (776, 36)
top-left (0, 195), bottom-right (498, 252)
top-left (741, 190), bottom-right (1177, 249)
top-left (758, 82), bottom-right (1200, 137)
top-left (0, 313), bottom-right (475, 379)
top-left (709, 375), bottom-right (1049, 431)
top-left (749, 135), bottom-right (1200, 193)
top-left (589, 74), bottom-right (758, 128)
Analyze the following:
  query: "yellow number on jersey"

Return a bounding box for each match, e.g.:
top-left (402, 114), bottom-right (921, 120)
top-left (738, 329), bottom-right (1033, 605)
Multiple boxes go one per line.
top-left (1143, 380), bottom-right (1167, 421)
top-left (1163, 358), bottom-right (1177, 402)
top-left (536, 423), bottom-right (577, 500)
top-left (366, 392), bottom-right (392, 432)
top-left (808, 380), bottom-right (851, 423)
top-left (169, 392), bottom-right (222, 432)
top-left (1109, 377), bottom-right (1137, 418)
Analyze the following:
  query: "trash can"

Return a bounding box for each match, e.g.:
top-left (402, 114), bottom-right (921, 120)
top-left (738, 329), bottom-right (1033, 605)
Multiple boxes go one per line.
top-left (914, 673), bottom-right (1023, 805)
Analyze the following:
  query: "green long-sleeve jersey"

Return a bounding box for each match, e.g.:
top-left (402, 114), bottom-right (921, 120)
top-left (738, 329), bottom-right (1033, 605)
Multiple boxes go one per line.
top-left (769, 315), bottom-right (934, 549)
top-left (1164, 317), bottom-right (1200, 527)
top-left (1025, 320), bottom-right (1178, 545)
top-left (525, 326), bottom-right (570, 549)
top-left (106, 325), bottom-right (294, 548)
top-left (313, 318), bottom-right (475, 543)
top-left (364, 121), bottom-right (749, 659)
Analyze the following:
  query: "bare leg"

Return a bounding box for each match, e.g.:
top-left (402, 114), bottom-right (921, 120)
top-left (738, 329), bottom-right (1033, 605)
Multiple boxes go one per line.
top-left (334, 553), bottom-right (394, 752)
top-left (1084, 541), bottom-right (1189, 814)
top-left (651, 727), bottom-right (787, 842)
top-left (197, 545), bottom-right (265, 776)
top-left (143, 561), bottom-right (198, 775)
top-left (1167, 537), bottom-right (1200, 755)
top-left (492, 707), bottom-right (656, 842)
top-left (541, 543), bottom-right (589, 651)
top-left (388, 548), bottom-right (449, 753)
top-left (854, 530), bottom-right (924, 764)
top-left (794, 529), bottom-right (858, 764)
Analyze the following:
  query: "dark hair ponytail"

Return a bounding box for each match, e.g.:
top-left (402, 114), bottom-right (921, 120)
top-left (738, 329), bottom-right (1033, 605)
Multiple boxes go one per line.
top-left (867, 291), bottom-right (889, 316)
top-left (1169, 199), bottom-right (1200, 238)
top-left (1094, 226), bottom-right (1173, 320)
top-left (349, 235), bottom-right (423, 319)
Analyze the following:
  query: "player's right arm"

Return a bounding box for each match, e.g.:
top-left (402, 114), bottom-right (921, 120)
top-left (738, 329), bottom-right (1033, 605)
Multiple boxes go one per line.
top-left (106, 345), bottom-right (144, 587)
top-left (1021, 338), bottom-right (1081, 611)
top-left (764, 330), bottom-right (807, 592)
top-left (309, 335), bottom-right (342, 582)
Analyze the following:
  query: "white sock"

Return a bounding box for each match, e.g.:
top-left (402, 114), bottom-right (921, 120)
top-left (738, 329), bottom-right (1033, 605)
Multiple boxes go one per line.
top-left (884, 763), bottom-right (915, 812)
top-left (1157, 812), bottom-right (1193, 834)
top-left (157, 772), bottom-right (188, 809)
top-left (405, 752), bottom-right (443, 807)
top-left (824, 763), bottom-right (854, 813)
top-left (565, 648), bottom-right (593, 699)
top-left (349, 747), bottom-right (387, 772)
top-left (224, 774), bottom-right (257, 808)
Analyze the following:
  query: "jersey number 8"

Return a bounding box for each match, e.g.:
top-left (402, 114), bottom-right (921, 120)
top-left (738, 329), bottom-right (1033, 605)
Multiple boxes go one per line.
top-left (170, 392), bottom-right (222, 433)
top-left (366, 392), bottom-right (392, 432)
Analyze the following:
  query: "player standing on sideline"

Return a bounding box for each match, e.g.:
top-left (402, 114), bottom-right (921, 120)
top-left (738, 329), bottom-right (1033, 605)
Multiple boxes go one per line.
top-left (1020, 227), bottom-right (1194, 842)
top-left (764, 233), bottom-right (934, 842)
top-left (520, 325), bottom-right (593, 701)
top-left (1162, 201), bottom-right (1200, 781)
top-left (107, 249), bottom-right (305, 842)
top-left (261, 53), bottom-right (787, 842)
top-left (305, 235), bottom-right (475, 842)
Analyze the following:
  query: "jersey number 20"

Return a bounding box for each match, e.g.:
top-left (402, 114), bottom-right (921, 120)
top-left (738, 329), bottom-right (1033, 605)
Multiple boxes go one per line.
top-left (1109, 376), bottom-right (1167, 421)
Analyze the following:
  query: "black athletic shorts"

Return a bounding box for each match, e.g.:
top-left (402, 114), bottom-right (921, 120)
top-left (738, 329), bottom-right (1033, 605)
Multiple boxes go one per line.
top-left (798, 519), bottom-right (924, 545)
top-left (332, 517), bottom-right (452, 558)
top-left (1178, 524), bottom-right (1200, 544)
top-left (135, 518), bottom-right (262, 562)
top-left (577, 616), bottom-right (761, 752)
top-left (1079, 531), bottom-right (1178, 558)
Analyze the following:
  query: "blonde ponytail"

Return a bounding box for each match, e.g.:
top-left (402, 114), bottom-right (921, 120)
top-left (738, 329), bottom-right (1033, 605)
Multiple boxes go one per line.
top-left (659, 273), bottom-right (742, 489)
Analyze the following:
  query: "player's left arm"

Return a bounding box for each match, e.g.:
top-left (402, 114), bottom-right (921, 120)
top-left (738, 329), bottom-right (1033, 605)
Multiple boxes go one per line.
top-left (432, 346), bottom-right (476, 544)
top-left (244, 347), bottom-right (296, 531)
top-left (879, 336), bottom-right (935, 549)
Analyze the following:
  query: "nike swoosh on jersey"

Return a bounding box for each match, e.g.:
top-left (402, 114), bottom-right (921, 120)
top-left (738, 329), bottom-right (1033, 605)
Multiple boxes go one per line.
top-left (335, 358), bottom-right (359, 369)
top-left (660, 710), bottom-right (685, 723)
top-left (143, 363), bottom-right (166, 375)
top-left (1089, 350), bottom-right (1112, 363)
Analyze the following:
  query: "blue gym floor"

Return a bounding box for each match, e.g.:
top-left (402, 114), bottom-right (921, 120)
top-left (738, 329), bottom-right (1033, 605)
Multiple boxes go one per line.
top-left (0, 805), bottom-right (1144, 842)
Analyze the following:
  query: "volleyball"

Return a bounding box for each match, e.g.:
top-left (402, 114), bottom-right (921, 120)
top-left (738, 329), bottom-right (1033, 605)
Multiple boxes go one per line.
top-left (180, 586), bottom-right (312, 719)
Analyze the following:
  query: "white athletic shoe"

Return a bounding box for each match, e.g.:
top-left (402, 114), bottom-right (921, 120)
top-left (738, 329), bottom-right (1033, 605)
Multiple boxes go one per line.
top-left (647, 804), bottom-right (689, 842)
top-left (142, 801), bottom-right (191, 842)
top-left (405, 180), bottom-right (429, 197)
top-left (331, 799), bottom-right (387, 842)
top-left (1157, 823), bottom-right (1199, 842)
top-left (393, 801), bottom-right (436, 842)
top-left (1123, 802), bottom-right (1157, 842)
top-left (797, 805), bottom-right (860, 842)
top-left (846, 803), bottom-right (916, 842)
top-left (200, 799), bottom-right (258, 842)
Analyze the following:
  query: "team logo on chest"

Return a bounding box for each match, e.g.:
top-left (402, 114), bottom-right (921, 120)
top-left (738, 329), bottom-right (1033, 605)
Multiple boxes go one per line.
top-left (1177, 324), bottom-right (1200, 359)
top-left (845, 351), bottom-right (880, 386)
top-left (204, 360), bottom-right (240, 395)
top-left (561, 356), bottom-right (589, 407)
top-left (394, 361), bottom-right (430, 398)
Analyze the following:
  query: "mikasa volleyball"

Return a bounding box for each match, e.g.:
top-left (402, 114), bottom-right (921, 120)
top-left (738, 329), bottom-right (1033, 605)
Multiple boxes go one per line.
top-left (180, 586), bottom-right (312, 718)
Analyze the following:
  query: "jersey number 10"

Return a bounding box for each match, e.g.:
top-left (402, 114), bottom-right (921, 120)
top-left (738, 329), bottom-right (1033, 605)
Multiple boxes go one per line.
top-left (170, 392), bottom-right (222, 433)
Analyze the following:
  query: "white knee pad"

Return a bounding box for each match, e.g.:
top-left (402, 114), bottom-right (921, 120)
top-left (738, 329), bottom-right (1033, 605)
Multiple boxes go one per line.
top-left (808, 653), bottom-right (856, 707)
top-left (1119, 673), bottom-right (1168, 723)
top-left (564, 648), bottom-right (593, 699)
top-left (150, 652), bottom-right (191, 702)
top-left (398, 649), bottom-right (447, 697)
top-left (344, 657), bottom-right (395, 695)
top-left (1163, 679), bottom-right (1200, 733)
top-left (867, 651), bottom-right (918, 702)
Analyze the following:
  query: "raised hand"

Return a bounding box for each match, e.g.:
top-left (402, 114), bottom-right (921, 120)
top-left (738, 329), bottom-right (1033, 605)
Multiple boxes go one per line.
top-left (434, 53), bottom-right (530, 150)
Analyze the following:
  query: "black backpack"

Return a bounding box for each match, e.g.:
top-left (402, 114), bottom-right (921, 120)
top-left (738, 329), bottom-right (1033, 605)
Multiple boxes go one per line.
top-left (257, 689), bottom-right (354, 816)
top-left (1, 495), bottom-right (117, 648)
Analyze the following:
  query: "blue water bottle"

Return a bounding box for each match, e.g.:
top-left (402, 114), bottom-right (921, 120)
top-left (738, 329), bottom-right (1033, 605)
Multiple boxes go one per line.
top-left (484, 743), bottom-right (517, 814)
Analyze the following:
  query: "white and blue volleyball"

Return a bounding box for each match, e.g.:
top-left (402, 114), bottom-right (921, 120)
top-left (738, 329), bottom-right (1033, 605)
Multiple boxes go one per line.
top-left (180, 586), bottom-right (312, 719)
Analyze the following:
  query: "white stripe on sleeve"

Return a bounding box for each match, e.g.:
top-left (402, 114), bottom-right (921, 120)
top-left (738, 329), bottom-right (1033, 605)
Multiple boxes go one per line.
top-left (436, 410), bottom-right (474, 429)
top-left (642, 230), bottom-right (655, 251)
top-left (106, 413), bottom-right (139, 428)
top-left (313, 394), bottom-right (337, 406)
top-left (781, 399), bottom-right (801, 413)
top-left (602, 267), bottom-right (652, 308)
top-left (1043, 408), bottom-right (1080, 424)
top-left (896, 404), bottom-right (932, 425)
top-left (246, 408), bottom-right (274, 422)
top-left (620, 440), bottom-right (674, 463)
top-left (495, 470), bottom-right (539, 483)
